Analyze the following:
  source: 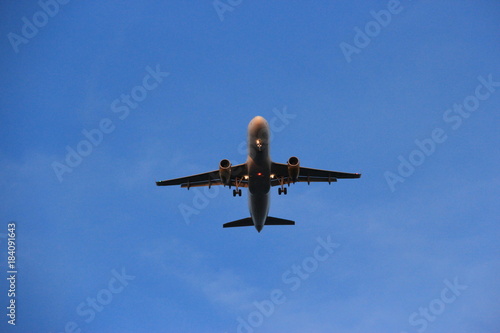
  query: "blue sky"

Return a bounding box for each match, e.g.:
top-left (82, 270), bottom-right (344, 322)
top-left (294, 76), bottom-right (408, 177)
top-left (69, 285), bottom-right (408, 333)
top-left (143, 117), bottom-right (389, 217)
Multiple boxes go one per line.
top-left (0, 1), bottom-right (499, 332)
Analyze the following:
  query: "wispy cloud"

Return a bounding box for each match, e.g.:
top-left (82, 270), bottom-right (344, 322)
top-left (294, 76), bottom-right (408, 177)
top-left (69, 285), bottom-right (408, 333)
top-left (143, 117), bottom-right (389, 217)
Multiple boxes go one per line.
top-left (140, 238), bottom-right (259, 312)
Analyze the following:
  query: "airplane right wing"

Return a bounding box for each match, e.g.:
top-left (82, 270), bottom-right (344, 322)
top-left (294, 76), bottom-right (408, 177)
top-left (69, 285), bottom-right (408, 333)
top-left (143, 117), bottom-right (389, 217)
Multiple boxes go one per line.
top-left (271, 162), bottom-right (361, 186)
top-left (156, 163), bottom-right (248, 189)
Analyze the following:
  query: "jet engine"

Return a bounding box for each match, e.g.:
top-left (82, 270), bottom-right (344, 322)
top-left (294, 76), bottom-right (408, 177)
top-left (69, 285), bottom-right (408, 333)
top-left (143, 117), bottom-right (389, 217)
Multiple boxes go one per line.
top-left (219, 159), bottom-right (232, 185)
top-left (287, 156), bottom-right (300, 183)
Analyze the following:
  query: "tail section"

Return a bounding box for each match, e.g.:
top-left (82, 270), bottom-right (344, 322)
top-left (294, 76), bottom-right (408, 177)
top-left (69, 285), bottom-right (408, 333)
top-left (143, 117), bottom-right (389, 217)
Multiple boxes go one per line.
top-left (223, 218), bottom-right (253, 228)
top-left (265, 216), bottom-right (295, 226)
top-left (223, 216), bottom-right (295, 229)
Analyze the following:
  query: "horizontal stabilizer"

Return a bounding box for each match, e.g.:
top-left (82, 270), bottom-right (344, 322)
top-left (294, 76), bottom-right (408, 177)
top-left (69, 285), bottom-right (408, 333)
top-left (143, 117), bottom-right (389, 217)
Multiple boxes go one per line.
top-left (265, 216), bottom-right (295, 226)
top-left (223, 218), bottom-right (253, 228)
top-left (223, 216), bottom-right (295, 228)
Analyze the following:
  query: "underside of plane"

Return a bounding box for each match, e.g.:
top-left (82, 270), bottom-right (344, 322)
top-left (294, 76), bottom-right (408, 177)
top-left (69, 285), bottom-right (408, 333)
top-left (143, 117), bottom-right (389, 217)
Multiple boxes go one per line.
top-left (156, 116), bottom-right (361, 232)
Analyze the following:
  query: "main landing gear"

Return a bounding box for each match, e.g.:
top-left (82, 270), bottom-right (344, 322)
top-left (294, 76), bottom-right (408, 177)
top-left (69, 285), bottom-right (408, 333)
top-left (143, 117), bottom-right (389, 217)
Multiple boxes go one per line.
top-left (232, 177), bottom-right (243, 197)
top-left (277, 176), bottom-right (288, 195)
top-left (278, 187), bottom-right (287, 195)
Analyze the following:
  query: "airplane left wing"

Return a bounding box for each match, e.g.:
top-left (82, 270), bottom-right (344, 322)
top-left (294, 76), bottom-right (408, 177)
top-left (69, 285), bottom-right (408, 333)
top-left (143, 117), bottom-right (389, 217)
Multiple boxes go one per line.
top-left (156, 163), bottom-right (248, 188)
top-left (271, 162), bottom-right (361, 186)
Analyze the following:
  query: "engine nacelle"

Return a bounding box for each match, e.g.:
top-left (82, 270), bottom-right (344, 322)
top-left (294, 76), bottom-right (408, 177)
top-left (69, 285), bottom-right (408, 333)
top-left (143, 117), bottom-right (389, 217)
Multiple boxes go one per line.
top-left (287, 156), bottom-right (300, 182)
top-left (219, 159), bottom-right (232, 185)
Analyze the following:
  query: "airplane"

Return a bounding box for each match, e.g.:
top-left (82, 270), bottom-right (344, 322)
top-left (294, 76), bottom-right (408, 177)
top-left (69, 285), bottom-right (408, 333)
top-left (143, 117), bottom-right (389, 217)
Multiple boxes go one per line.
top-left (156, 116), bottom-right (361, 232)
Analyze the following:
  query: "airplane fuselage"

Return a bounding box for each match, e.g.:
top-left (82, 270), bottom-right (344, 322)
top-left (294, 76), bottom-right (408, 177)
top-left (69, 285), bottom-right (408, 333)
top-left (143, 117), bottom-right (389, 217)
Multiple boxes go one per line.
top-left (246, 116), bottom-right (272, 232)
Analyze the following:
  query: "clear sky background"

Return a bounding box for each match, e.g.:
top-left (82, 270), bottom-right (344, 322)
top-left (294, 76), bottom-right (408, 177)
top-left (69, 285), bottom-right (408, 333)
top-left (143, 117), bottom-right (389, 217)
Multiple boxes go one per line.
top-left (0, 1), bottom-right (499, 332)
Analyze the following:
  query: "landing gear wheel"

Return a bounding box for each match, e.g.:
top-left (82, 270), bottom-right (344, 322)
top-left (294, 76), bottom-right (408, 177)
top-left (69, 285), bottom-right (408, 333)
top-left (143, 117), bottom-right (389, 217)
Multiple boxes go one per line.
top-left (278, 176), bottom-right (287, 196)
top-left (233, 189), bottom-right (237, 197)
top-left (238, 189), bottom-right (242, 196)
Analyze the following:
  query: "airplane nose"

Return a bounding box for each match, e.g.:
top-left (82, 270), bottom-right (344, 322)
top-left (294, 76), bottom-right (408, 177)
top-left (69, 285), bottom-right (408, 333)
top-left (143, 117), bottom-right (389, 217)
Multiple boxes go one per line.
top-left (251, 116), bottom-right (268, 129)
top-left (256, 225), bottom-right (263, 233)
top-left (249, 116), bottom-right (270, 142)
top-left (253, 115), bottom-right (265, 124)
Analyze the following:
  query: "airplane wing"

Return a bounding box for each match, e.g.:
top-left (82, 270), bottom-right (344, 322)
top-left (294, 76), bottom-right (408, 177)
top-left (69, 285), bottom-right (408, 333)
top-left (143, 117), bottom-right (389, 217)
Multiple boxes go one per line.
top-left (270, 162), bottom-right (361, 186)
top-left (156, 163), bottom-right (248, 188)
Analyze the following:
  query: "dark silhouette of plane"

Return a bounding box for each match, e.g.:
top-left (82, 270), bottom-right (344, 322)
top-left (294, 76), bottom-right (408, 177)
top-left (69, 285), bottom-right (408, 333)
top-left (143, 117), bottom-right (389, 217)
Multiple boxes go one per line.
top-left (156, 116), bottom-right (361, 232)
